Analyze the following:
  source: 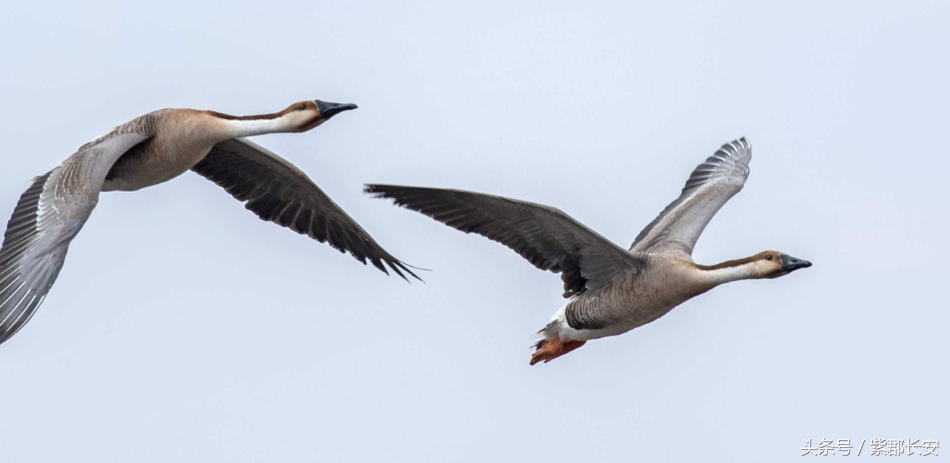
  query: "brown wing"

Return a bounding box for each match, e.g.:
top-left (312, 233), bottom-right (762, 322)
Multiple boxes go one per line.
top-left (365, 185), bottom-right (643, 297)
top-left (192, 138), bottom-right (418, 281)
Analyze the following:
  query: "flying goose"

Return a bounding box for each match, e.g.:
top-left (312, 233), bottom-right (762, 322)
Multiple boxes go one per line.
top-left (367, 137), bottom-right (811, 365)
top-left (0, 100), bottom-right (418, 346)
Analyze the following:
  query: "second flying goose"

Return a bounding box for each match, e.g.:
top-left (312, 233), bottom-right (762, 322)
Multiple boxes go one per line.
top-left (0, 100), bottom-right (418, 346)
top-left (367, 138), bottom-right (811, 365)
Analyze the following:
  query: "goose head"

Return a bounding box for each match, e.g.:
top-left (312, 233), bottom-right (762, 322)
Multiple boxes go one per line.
top-left (753, 250), bottom-right (812, 278)
top-left (281, 100), bottom-right (358, 132)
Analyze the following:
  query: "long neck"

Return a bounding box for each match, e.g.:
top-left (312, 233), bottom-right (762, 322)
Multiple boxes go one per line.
top-left (216, 116), bottom-right (294, 138)
top-left (203, 110), bottom-right (297, 140)
top-left (694, 256), bottom-right (759, 286)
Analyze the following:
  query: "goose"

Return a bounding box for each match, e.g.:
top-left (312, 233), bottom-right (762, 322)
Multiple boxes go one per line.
top-left (366, 137), bottom-right (811, 365)
top-left (0, 100), bottom-right (418, 346)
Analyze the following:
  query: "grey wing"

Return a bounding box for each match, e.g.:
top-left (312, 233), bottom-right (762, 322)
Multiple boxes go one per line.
top-left (630, 137), bottom-right (752, 257)
top-left (192, 138), bottom-right (418, 281)
top-left (365, 185), bottom-right (643, 298)
top-left (0, 131), bottom-right (151, 345)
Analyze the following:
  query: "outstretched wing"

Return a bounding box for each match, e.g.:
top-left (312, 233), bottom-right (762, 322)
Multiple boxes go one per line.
top-left (0, 129), bottom-right (152, 345)
top-left (192, 138), bottom-right (418, 280)
top-left (365, 185), bottom-right (643, 298)
top-left (630, 137), bottom-right (752, 257)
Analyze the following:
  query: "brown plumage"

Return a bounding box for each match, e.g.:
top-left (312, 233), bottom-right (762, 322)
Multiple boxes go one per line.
top-left (367, 137), bottom-right (812, 364)
top-left (0, 100), bottom-right (417, 347)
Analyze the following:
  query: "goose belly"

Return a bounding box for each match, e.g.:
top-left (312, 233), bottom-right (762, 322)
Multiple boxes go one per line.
top-left (101, 140), bottom-right (212, 192)
top-left (559, 297), bottom-right (684, 342)
top-left (554, 275), bottom-right (704, 342)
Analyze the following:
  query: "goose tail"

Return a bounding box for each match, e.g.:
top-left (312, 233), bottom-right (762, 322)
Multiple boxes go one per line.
top-left (530, 321), bottom-right (585, 365)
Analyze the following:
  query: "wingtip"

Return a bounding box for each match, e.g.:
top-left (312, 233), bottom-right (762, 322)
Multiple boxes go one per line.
top-left (367, 252), bottom-right (427, 283)
top-left (394, 260), bottom-right (428, 283)
top-left (363, 184), bottom-right (381, 194)
top-left (717, 137), bottom-right (752, 158)
top-left (363, 184), bottom-right (394, 198)
top-left (362, 184), bottom-right (427, 283)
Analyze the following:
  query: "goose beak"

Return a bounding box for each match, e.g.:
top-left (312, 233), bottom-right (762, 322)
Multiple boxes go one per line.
top-left (780, 253), bottom-right (812, 272)
top-left (315, 100), bottom-right (358, 120)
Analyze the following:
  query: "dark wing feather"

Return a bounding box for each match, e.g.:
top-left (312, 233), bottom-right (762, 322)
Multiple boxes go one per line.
top-left (365, 185), bottom-right (642, 297)
top-left (192, 138), bottom-right (418, 281)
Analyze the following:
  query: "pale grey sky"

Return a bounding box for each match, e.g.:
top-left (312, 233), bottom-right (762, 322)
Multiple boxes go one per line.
top-left (1, 1), bottom-right (947, 461)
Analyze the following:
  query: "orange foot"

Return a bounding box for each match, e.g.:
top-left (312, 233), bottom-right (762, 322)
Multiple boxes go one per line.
top-left (530, 337), bottom-right (586, 365)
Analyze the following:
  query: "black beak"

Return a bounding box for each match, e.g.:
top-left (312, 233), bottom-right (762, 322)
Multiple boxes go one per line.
top-left (315, 100), bottom-right (358, 120)
top-left (780, 253), bottom-right (812, 272)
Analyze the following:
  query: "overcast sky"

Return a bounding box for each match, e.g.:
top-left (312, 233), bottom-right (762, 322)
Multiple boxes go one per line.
top-left (1, 1), bottom-right (947, 461)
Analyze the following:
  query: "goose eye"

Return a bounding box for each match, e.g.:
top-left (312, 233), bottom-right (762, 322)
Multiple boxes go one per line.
top-left (765, 255), bottom-right (773, 261)
top-left (298, 103), bottom-right (307, 110)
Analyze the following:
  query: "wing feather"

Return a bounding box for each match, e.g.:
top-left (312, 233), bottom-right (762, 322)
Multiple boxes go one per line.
top-left (630, 137), bottom-right (752, 256)
top-left (0, 127), bottom-right (151, 345)
top-left (365, 185), bottom-right (643, 297)
top-left (192, 138), bottom-right (418, 281)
